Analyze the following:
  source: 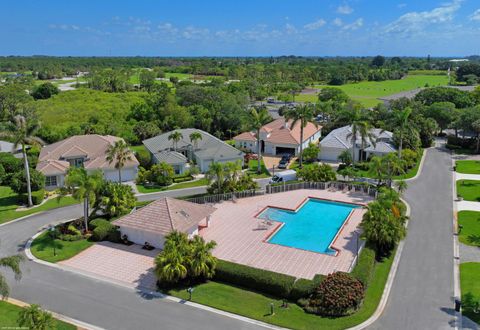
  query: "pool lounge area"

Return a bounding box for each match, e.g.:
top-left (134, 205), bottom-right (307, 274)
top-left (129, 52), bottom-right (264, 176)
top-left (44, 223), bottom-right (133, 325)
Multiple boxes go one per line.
top-left (199, 189), bottom-right (372, 279)
top-left (258, 199), bottom-right (360, 255)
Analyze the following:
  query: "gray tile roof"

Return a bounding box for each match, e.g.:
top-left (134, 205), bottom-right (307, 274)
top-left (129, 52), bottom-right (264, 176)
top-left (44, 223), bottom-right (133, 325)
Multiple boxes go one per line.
top-left (143, 129), bottom-right (243, 163)
top-left (320, 125), bottom-right (396, 153)
top-left (152, 150), bottom-right (187, 164)
top-left (0, 140), bottom-right (21, 153)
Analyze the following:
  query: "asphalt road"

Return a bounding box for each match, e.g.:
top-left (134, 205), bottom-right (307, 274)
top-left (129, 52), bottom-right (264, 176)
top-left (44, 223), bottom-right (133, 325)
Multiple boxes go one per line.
top-left (1, 189), bottom-right (266, 330)
top-left (370, 143), bottom-right (455, 330)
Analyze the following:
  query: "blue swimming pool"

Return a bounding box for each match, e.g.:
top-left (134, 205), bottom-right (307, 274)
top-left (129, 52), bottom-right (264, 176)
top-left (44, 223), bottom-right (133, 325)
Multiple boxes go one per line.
top-left (258, 199), bottom-right (359, 254)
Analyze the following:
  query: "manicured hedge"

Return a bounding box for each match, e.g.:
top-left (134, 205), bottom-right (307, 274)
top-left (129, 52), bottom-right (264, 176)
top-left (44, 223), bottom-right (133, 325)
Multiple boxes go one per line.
top-left (290, 274), bottom-right (325, 301)
top-left (351, 247), bottom-right (376, 287)
top-left (19, 189), bottom-right (45, 205)
top-left (90, 218), bottom-right (120, 242)
top-left (214, 260), bottom-right (296, 298)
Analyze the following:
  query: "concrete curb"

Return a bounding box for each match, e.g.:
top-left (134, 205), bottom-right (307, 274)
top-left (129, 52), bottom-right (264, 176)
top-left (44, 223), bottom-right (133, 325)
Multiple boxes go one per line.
top-left (402, 146), bottom-right (428, 182)
top-left (347, 197), bottom-right (411, 330)
top-left (25, 227), bottom-right (286, 330)
top-left (452, 153), bottom-right (462, 330)
top-left (5, 297), bottom-right (104, 330)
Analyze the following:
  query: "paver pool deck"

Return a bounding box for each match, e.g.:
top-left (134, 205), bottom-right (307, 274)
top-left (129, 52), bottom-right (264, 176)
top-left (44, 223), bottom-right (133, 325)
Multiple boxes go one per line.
top-left (200, 189), bottom-right (372, 279)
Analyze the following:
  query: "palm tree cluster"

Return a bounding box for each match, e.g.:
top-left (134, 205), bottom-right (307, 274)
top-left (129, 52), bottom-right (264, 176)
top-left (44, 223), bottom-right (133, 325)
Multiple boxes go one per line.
top-left (154, 231), bottom-right (217, 285)
top-left (360, 188), bottom-right (407, 258)
top-left (368, 153), bottom-right (405, 187)
top-left (205, 160), bottom-right (257, 194)
top-left (106, 140), bottom-right (133, 183)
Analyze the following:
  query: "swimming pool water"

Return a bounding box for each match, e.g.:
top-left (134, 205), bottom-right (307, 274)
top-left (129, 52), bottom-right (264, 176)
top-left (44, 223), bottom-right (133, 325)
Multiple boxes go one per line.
top-left (258, 199), bottom-right (359, 254)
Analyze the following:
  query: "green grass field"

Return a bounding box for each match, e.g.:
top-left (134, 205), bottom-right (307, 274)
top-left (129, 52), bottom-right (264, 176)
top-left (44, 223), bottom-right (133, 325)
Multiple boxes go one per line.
top-left (136, 178), bottom-right (209, 194)
top-left (0, 301), bottom-right (75, 330)
top-left (458, 211), bottom-right (480, 246)
top-left (297, 75), bottom-right (449, 107)
top-left (457, 180), bottom-right (480, 202)
top-left (30, 231), bottom-right (94, 263)
top-left (456, 160), bottom-right (480, 175)
top-left (460, 262), bottom-right (480, 324)
top-left (167, 249), bottom-right (394, 330)
top-left (247, 159), bottom-right (271, 178)
top-left (0, 186), bottom-right (77, 225)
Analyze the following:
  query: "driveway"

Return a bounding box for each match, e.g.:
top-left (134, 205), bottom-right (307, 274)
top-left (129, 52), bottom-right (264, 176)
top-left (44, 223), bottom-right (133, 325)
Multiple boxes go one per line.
top-left (59, 242), bottom-right (157, 291)
top-left (370, 143), bottom-right (456, 329)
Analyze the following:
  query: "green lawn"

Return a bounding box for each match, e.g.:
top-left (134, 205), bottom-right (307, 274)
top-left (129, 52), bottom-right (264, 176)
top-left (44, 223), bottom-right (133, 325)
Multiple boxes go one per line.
top-left (166, 251), bottom-right (395, 330)
top-left (130, 144), bottom-right (147, 154)
top-left (30, 231), bottom-right (93, 263)
top-left (458, 211), bottom-right (480, 246)
top-left (0, 301), bottom-right (75, 330)
top-left (247, 159), bottom-right (271, 178)
top-left (460, 262), bottom-right (480, 324)
top-left (457, 180), bottom-right (480, 202)
top-left (297, 75), bottom-right (449, 107)
top-left (0, 186), bottom-right (78, 225)
top-left (136, 178), bottom-right (209, 194)
top-left (456, 161), bottom-right (480, 175)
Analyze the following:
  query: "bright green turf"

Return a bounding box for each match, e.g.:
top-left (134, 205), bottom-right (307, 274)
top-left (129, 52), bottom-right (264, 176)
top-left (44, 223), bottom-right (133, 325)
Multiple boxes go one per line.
top-left (456, 161), bottom-right (480, 175)
top-left (460, 262), bottom-right (480, 324)
top-left (136, 178), bottom-right (209, 194)
top-left (457, 180), bottom-right (480, 202)
top-left (458, 211), bottom-right (480, 246)
top-left (30, 231), bottom-right (94, 263)
top-left (0, 301), bottom-right (75, 330)
top-left (0, 186), bottom-right (77, 225)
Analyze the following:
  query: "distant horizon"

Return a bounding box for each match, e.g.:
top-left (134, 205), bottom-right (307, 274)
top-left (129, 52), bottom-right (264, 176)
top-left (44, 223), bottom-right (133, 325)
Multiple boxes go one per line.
top-left (2, 0), bottom-right (480, 57)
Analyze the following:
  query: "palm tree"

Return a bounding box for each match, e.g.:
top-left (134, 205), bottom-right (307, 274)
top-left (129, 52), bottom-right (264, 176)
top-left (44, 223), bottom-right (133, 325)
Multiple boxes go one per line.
top-left (168, 131), bottom-right (183, 151)
top-left (337, 107), bottom-right (373, 164)
top-left (392, 107), bottom-right (412, 159)
top-left (189, 131), bottom-right (203, 151)
top-left (382, 153), bottom-right (405, 187)
top-left (0, 114), bottom-right (43, 207)
top-left (396, 180), bottom-right (408, 196)
top-left (105, 140), bottom-right (133, 183)
top-left (59, 167), bottom-right (103, 232)
top-left (284, 104), bottom-right (318, 169)
top-left (249, 107), bottom-right (271, 173)
top-left (206, 162), bottom-right (225, 193)
top-left (154, 249), bottom-right (188, 283)
top-left (473, 119), bottom-right (480, 154)
top-left (188, 236), bottom-right (217, 279)
top-left (369, 156), bottom-right (386, 187)
top-left (0, 254), bottom-right (23, 298)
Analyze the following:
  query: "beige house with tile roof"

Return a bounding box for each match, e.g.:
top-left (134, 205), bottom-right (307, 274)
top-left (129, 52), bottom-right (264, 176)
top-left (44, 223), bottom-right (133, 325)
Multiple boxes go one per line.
top-left (113, 197), bottom-right (216, 248)
top-left (234, 117), bottom-right (322, 156)
top-left (37, 134), bottom-right (139, 190)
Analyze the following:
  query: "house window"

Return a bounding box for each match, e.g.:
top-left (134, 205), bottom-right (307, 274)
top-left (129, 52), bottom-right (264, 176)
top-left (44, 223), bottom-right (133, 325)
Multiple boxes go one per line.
top-left (45, 176), bottom-right (57, 187)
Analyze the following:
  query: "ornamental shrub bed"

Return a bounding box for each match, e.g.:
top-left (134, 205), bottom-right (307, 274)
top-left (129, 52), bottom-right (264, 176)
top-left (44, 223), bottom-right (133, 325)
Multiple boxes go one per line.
top-left (19, 189), bottom-right (45, 205)
top-left (90, 218), bottom-right (119, 242)
top-left (351, 247), bottom-right (376, 287)
top-left (289, 274), bottom-right (325, 301)
top-left (214, 260), bottom-right (296, 298)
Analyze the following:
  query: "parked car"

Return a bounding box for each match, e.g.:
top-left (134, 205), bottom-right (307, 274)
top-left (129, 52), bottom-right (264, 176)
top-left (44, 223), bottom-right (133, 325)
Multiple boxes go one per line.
top-left (270, 170), bottom-right (297, 184)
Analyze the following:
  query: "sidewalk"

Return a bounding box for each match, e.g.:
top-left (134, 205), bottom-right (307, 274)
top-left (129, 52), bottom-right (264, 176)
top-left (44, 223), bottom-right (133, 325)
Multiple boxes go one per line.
top-left (455, 173), bottom-right (480, 181)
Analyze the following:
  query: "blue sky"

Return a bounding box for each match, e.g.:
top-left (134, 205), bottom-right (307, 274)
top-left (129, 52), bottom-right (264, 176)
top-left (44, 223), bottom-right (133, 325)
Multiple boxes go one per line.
top-left (1, 0), bottom-right (480, 56)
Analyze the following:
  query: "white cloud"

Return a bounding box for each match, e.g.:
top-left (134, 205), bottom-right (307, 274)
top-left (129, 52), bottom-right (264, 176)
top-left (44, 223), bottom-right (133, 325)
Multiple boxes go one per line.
top-left (337, 5), bottom-right (353, 15)
top-left (303, 19), bottom-right (326, 31)
top-left (470, 9), bottom-right (480, 21)
top-left (385, 0), bottom-right (462, 35)
top-left (343, 18), bottom-right (364, 31)
top-left (333, 18), bottom-right (343, 27)
top-left (285, 23), bottom-right (297, 34)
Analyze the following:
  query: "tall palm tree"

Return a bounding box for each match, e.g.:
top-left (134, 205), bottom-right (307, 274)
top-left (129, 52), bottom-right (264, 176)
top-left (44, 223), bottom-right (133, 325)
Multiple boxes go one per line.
top-left (249, 107), bottom-right (271, 173)
top-left (341, 107), bottom-right (375, 164)
top-left (382, 153), bottom-right (405, 187)
top-left (168, 131), bottom-right (183, 151)
top-left (0, 114), bottom-right (43, 207)
top-left (392, 107), bottom-right (412, 159)
top-left (396, 180), bottom-right (408, 196)
top-left (206, 162), bottom-right (225, 193)
top-left (188, 236), bottom-right (217, 279)
top-left (0, 254), bottom-right (23, 298)
top-left (59, 167), bottom-right (103, 232)
top-left (284, 103), bottom-right (318, 169)
top-left (105, 140), bottom-right (133, 183)
top-left (189, 131), bottom-right (203, 151)
top-left (369, 156), bottom-right (386, 186)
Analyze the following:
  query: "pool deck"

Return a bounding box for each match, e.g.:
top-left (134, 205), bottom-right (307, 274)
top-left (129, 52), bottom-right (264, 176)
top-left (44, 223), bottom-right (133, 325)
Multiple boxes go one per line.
top-left (199, 189), bottom-right (372, 279)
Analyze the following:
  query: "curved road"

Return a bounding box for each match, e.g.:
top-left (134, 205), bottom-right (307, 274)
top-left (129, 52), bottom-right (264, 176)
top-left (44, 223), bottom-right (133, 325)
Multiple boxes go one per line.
top-left (1, 188), bottom-right (268, 330)
top-left (370, 143), bottom-right (456, 329)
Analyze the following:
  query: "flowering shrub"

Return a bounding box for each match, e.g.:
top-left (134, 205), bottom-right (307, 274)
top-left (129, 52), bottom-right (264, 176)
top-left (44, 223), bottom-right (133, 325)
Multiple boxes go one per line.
top-left (306, 272), bottom-right (364, 316)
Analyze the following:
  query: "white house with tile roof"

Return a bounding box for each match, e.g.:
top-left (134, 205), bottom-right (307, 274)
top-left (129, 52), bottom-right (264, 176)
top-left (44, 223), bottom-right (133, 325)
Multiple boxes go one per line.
top-left (234, 117), bottom-right (322, 156)
top-left (319, 125), bottom-right (396, 162)
top-left (37, 134), bottom-right (139, 190)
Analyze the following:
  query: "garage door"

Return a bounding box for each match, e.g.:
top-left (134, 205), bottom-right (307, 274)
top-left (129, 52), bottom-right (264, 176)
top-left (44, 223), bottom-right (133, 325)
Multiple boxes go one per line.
top-left (103, 168), bottom-right (137, 182)
top-left (275, 147), bottom-right (296, 156)
top-left (319, 147), bottom-right (342, 161)
top-left (119, 228), bottom-right (165, 249)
